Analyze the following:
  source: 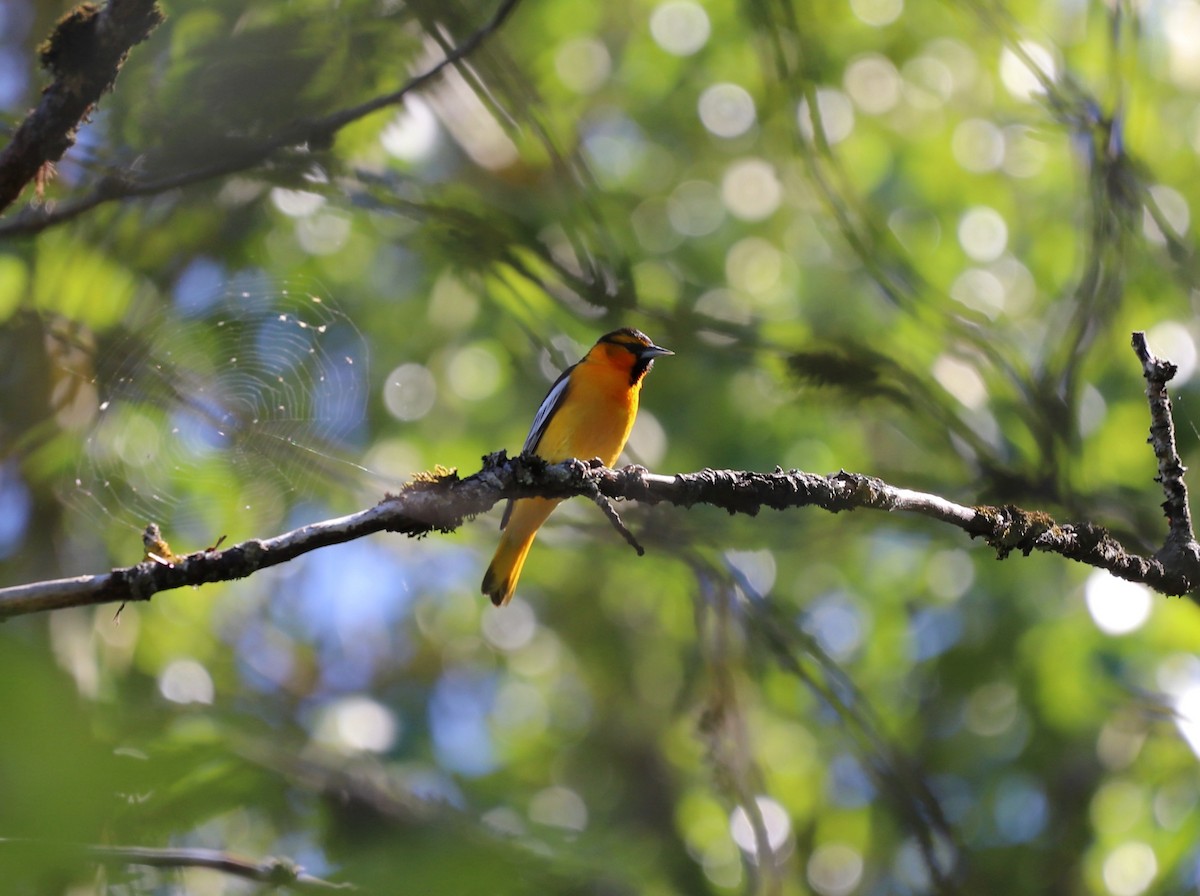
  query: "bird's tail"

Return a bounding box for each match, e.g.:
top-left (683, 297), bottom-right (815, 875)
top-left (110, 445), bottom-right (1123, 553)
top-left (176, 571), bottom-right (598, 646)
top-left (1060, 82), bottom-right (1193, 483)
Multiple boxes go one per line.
top-left (482, 498), bottom-right (560, 606)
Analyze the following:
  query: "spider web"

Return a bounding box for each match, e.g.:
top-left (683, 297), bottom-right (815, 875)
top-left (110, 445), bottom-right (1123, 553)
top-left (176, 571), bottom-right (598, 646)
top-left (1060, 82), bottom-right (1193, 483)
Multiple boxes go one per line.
top-left (68, 277), bottom-right (370, 551)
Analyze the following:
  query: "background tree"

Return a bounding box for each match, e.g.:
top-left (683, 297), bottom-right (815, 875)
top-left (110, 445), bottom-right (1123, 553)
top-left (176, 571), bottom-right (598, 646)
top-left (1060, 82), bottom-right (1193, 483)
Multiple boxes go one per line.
top-left (1, 0), bottom-right (1199, 893)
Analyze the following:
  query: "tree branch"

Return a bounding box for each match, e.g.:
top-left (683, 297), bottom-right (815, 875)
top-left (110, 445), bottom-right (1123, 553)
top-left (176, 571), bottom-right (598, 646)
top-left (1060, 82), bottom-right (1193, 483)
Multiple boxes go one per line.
top-left (0, 0), bottom-right (165, 214)
top-left (1131, 331), bottom-right (1200, 573)
top-left (0, 839), bottom-right (350, 891)
top-left (3, 333), bottom-right (1194, 617)
top-left (0, 0), bottom-right (521, 236)
top-left (85, 844), bottom-right (352, 890)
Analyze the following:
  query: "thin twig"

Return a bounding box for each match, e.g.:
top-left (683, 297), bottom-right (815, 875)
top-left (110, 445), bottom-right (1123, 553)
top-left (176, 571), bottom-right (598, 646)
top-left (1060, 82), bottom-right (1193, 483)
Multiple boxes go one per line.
top-left (0, 839), bottom-right (351, 891)
top-left (580, 460), bottom-right (645, 556)
top-left (86, 844), bottom-right (352, 890)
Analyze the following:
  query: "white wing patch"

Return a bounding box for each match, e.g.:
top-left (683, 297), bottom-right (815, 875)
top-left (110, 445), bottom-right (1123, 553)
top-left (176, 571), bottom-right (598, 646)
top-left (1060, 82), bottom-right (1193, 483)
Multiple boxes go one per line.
top-left (501, 365), bottom-right (575, 531)
top-left (523, 365), bottom-right (573, 454)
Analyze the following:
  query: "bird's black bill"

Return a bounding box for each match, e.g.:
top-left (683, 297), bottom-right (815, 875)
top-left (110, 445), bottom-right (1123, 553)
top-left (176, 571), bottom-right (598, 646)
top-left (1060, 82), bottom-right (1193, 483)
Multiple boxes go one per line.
top-left (639, 344), bottom-right (673, 359)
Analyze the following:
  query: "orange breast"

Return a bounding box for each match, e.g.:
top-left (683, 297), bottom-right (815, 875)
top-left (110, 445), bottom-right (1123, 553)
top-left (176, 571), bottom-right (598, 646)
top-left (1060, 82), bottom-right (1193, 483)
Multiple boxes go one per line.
top-left (535, 361), bottom-right (640, 465)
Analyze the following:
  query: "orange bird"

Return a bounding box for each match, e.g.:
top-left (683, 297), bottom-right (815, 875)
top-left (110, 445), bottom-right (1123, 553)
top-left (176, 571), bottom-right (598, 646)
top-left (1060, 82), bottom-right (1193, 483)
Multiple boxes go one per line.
top-left (482, 328), bottom-right (673, 606)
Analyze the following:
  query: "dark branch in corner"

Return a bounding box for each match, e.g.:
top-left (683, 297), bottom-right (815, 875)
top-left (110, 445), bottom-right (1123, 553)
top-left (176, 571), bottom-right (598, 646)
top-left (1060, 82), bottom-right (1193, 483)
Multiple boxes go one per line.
top-left (1, 333), bottom-right (1196, 618)
top-left (0, 0), bottom-right (164, 214)
top-left (0, 0), bottom-right (522, 236)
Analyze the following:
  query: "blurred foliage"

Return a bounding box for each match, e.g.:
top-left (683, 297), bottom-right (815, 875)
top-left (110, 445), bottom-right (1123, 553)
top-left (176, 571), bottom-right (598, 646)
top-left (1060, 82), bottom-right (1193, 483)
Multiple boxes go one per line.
top-left (1, 0), bottom-right (1200, 892)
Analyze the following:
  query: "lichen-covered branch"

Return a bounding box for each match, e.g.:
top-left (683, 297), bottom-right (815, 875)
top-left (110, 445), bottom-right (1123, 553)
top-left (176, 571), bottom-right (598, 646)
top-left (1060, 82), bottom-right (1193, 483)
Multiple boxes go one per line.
top-left (0, 0), bottom-right (165, 213)
top-left (1, 332), bottom-right (1194, 618)
top-left (1131, 331), bottom-right (1200, 578)
top-left (0, 461), bottom-right (1184, 619)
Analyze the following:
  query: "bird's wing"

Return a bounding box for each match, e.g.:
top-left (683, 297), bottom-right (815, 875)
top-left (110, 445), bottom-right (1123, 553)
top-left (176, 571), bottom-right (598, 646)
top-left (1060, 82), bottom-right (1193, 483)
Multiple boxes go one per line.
top-left (522, 363), bottom-right (574, 454)
top-left (500, 363), bottom-right (575, 530)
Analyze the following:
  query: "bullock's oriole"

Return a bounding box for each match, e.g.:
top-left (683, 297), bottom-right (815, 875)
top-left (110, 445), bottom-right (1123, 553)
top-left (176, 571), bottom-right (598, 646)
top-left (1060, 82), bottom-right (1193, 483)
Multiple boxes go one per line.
top-left (482, 328), bottom-right (673, 606)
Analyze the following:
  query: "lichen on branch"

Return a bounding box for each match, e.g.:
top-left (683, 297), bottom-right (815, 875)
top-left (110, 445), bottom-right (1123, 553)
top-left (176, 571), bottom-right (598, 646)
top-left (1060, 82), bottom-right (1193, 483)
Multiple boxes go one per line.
top-left (0, 332), bottom-right (1195, 618)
